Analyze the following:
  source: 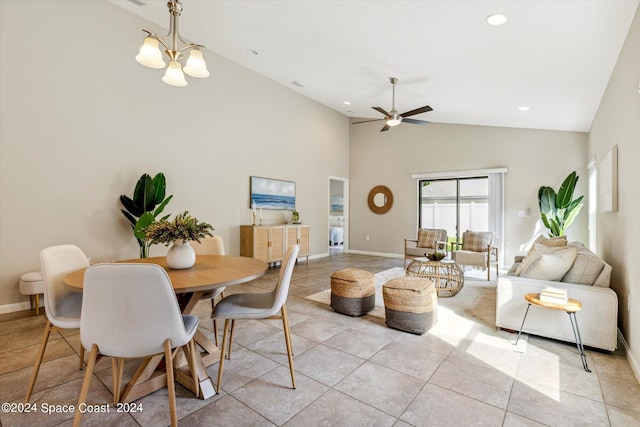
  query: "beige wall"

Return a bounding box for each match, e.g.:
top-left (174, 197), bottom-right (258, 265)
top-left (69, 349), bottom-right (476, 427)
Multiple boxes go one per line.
top-left (349, 121), bottom-right (588, 263)
top-left (588, 7), bottom-right (640, 375)
top-left (0, 1), bottom-right (349, 309)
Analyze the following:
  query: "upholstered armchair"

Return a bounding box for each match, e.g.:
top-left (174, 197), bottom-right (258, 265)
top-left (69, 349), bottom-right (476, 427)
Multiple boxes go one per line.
top-left (404, 228), bottom-right (448, 268)
top-left (451, 230), bottom-right (498, 281)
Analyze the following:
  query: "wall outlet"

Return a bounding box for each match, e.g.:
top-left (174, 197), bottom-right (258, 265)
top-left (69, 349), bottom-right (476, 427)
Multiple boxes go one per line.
top-left (365, 235), bottom-right (370, 241)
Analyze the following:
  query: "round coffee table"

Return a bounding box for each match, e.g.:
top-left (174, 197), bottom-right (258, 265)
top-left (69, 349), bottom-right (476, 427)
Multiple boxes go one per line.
top-left (406, 257), bottom-right (464, 297)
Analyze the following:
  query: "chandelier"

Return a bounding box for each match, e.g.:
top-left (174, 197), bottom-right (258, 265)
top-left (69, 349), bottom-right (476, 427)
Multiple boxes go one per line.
top-left (135, 0), bottom-right (209, 87)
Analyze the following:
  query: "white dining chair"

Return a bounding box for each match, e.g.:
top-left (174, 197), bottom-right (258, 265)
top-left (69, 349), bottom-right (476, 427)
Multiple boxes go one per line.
top-left (72, 263), bottom-right (199, 427)
top-left (25, 244), bottom-right (90, 403)
top-left (191, 235), bottom-right (226, 346)
top-left (214, 244), bottom-right (299, 394)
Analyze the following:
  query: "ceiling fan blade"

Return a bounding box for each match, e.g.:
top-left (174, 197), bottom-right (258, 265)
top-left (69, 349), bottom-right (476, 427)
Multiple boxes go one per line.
top-left (400, 105), bottom-right (433, 117)
top-left (372, 106), bottom-right (391, 117)
top-left (380, 124), bottom-right (391, 132)
top-left (352, 119), bottom-right (384, 125)
top-left (402, 118), bottom-right (431, 126)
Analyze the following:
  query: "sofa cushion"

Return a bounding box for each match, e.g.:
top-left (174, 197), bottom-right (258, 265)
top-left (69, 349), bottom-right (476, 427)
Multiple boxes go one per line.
top-left (561, 249), bottom-right (605, 286)
top-left (534, 235), bottom-right (568, 247)
top-left (593, 263), bottom-right (612, 288)
top-left (417, 229), bottom-right (441, 249)
top-left (519, 246), bottom-right (577, 281)
top-left (515, 243), bottom-right (568, 276)
top-left (462, 230), bottom-right (492, 252)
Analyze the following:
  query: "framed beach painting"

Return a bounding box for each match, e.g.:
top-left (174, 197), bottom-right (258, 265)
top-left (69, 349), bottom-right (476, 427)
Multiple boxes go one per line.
top-left (250, 176), bottom-right (296, 210)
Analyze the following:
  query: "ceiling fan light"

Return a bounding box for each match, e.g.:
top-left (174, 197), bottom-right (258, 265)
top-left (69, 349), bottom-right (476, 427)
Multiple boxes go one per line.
top-left (135, 37), bottom-right (166, 69)
top-left (162, 61), bottom-right (188, 87)
top-left (386, 117), bottom-right (402, 127)
top-left (183, 49), bottom-right (210, 78)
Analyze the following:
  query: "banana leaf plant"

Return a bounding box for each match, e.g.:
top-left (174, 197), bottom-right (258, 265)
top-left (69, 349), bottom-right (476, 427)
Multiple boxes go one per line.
top-left (538, 171), bottom-right (584, 238)
top-left (120, 173), bottom-right (173, 257)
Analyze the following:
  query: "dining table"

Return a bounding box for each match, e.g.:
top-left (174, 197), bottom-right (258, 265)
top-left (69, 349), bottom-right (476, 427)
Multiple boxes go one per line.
top-left (64, 254), bottom-right (268, 402)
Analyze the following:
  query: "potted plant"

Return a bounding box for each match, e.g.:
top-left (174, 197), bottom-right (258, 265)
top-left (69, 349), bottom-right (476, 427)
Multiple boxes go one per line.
top-left (120, 173), bottom-right (173, 258)
top-left (144, 211), bottom-right (214, 269)
top-left (538, 171), bottom-right (584, 237)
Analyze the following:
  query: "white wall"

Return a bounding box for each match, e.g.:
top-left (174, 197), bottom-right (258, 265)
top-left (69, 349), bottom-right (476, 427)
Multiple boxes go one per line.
top-left (0, 1), bottom-right (349, 308)
top-left (588, 6), bottom-right (640, 376)
top-left (348, 121), bottom-right (589, 263)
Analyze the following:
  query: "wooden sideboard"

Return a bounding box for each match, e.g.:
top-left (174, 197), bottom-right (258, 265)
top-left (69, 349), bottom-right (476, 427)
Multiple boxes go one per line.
top-left (240, 224), bottom-right (310, 266)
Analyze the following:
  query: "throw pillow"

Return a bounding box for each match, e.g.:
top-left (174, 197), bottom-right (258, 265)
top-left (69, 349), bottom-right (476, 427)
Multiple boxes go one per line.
top-left (520, 246), bottom-right (578, 281)
top-left (417, 229), bottom-right (441, 248)
top-left (461, 230), bottom-right (493, 252)
top-left (515, 243), bottom-right (564, 276)
top-left (534, 235), bottom-right (568, 247)
top-left (562, 249), bottom-right (605, 286)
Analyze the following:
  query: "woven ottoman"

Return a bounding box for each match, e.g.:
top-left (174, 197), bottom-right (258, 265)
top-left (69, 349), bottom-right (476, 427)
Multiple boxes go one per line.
top-left (383, 276), bottom-right (437, 334)
top-left (330, 268), bottom-right (375, 316)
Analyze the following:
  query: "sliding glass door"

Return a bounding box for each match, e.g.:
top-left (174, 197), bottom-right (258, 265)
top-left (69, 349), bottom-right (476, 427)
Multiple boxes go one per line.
top-left (418, 177), bottom-right (489, 248)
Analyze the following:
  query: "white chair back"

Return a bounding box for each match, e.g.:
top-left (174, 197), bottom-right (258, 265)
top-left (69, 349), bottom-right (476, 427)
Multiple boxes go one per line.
top-left (191, 235), bottom-right (225, 255)
top-left (269, 244), bottom-right (299, 317)
top-left (81, 263), bottom-right (194, 358)
top-left (40, 244), bottom-right (89, 328)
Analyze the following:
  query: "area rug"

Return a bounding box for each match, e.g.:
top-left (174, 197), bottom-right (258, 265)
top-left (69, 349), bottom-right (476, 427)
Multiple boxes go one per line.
top-left (305, 267), bottom-right (528, 351)
top-left (306, 267), bottom-right (496, 323)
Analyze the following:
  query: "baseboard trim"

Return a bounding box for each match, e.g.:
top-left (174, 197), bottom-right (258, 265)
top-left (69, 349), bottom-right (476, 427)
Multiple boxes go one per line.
top-left (0, 300), bottom-right (34, 315)
top-left (617, 328), bottom-right (640, 384)
top-left (348, 250), bottom-right (402, 259)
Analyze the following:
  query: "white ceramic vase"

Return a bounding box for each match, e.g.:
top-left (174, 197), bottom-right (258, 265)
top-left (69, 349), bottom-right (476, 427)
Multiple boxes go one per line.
top-left (166, 240), bottom-right (196, 269)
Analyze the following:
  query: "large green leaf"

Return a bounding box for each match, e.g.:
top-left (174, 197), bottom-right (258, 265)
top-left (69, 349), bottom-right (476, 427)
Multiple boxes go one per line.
top-left (152, 173), bottom-right (167, 204)
top-left (539, 187), bottom-right (556, 216)
top-left (120, 194), bottom-right (141, 218)
top-left (134, 212), bottom-right (156, 240)
top-left (153, 194), bottom-right (173, 217)
top-left (120, 209), bottom-right (137, 228)
top-left (132, 174), bottom-right (157, 213)
top-left (556, 171), bottom-right (578, 209)
top-left (563, 202), bottom-right (583, 230)
top-left (548, 217), bottom-right (562, 237)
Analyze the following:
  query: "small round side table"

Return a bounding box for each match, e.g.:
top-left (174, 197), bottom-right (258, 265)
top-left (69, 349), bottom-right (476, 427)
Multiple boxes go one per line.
top-left (406, 257), bottom-right (464, 297)
top-left (515, 292), bottom-right (591, 372)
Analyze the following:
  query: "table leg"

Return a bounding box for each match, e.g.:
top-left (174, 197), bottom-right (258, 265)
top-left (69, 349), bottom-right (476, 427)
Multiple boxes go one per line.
top-left (515, 303), bottom-right (531, 345)
top-left (568, 312), bottom-right (591, 372)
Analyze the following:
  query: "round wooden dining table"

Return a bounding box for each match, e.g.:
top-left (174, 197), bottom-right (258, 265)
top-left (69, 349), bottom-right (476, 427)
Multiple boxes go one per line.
top-left (64, 255), bottom-right (268, 402)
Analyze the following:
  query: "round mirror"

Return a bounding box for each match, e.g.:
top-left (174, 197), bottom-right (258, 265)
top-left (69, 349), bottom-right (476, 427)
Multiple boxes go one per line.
top-left (368, 185), bottom-right (393, 214)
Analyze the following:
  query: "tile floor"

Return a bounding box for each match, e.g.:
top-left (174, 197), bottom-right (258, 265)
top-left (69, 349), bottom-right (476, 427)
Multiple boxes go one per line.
top-left (1, 252), bottom-right (639, 426)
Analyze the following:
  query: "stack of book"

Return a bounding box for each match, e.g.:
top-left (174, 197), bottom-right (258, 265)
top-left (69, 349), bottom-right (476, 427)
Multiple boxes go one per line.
top-left (540, 286), bottom-right (568, 304)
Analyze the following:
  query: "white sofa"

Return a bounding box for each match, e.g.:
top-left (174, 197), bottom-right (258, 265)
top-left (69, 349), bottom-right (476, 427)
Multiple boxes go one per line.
top-left (496, 242), bottom-right (618, 352)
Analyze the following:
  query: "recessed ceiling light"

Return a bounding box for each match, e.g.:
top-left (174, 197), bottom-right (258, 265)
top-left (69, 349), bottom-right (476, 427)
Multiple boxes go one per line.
top-left (518, 106), bottom-right (530, 111)
top-left (246, 49), bottom-right (259, 55)
top-left (343, 101), bottom-right (351, 105)
top-left (486, 14), bottom-right (507, 25)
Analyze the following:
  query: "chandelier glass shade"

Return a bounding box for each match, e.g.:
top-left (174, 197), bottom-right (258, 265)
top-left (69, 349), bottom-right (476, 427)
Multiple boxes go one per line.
top-left (135, 0), bottom-right (209, 87)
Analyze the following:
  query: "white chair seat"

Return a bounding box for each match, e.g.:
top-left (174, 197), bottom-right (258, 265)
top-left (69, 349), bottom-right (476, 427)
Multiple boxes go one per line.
top-left (213, 292), bottom-right (277, 319)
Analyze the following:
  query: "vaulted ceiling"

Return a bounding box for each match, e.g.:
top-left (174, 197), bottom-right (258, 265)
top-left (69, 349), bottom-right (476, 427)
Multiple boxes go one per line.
top-left (113, 0), bottom-right (639, 132)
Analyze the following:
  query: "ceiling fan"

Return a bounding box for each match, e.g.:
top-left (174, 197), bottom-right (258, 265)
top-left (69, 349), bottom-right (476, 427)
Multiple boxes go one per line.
top-left (353, 77), bottom-right (433, 132)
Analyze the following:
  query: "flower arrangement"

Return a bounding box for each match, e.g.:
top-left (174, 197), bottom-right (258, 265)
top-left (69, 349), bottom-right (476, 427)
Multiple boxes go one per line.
top-left (144, 211), bottom-right (214, 245)
top-left (426, 251), bottom-right (446, 261)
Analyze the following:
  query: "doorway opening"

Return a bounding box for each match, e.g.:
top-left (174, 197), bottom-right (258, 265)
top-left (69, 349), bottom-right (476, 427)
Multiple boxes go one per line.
top-left (329, 177), bottom-right (348, 254)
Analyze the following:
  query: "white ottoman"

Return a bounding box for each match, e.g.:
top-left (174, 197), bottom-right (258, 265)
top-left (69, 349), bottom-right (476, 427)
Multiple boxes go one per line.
top-left (19, 271), bottom-right (44, 315)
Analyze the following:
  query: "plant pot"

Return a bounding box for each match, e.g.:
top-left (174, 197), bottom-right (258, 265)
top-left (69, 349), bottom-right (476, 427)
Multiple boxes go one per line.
top-left (166, 241), bottom-right (196, 269)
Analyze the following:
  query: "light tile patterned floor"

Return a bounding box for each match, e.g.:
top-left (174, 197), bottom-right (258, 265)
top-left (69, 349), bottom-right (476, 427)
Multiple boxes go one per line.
top-left (1, 252), bottom-right (639, 426)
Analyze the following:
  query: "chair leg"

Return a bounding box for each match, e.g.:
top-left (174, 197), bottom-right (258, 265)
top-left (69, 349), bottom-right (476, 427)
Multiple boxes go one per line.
top-left (281, 304), bottom-right (296, 389)
top-left (72, 344), bottom-right (98, 427)
top-left (212, 319), bottom-right (219, 347)
top-left (25, 320), bottom-right (53, 402)
top-left (112, 357), bottom-right (124, 404)
top-left (79, 345), bottom-right (85, 370)
top-left (183, 339), bottom-right (199, 398)
top-left (216, 319), bottom-right (231, 394)
top-left (34, 294), bottom-right (40, 315)
top-left (227, 319), bottom-right (236, 359)
top-left (164, 340), bottom-right (178, 427)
